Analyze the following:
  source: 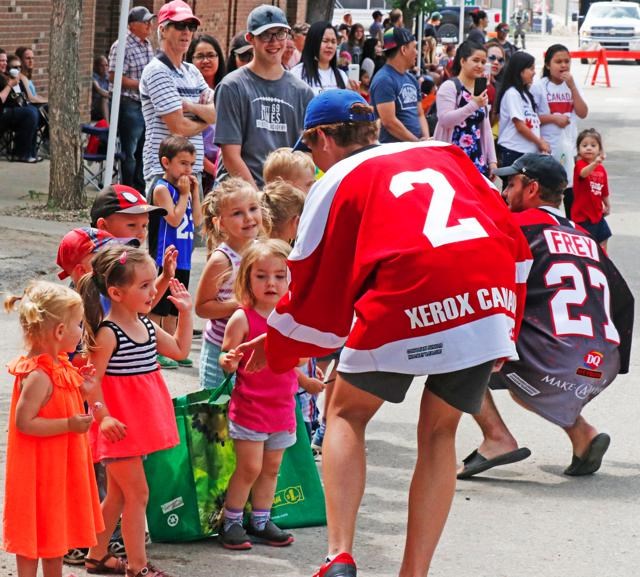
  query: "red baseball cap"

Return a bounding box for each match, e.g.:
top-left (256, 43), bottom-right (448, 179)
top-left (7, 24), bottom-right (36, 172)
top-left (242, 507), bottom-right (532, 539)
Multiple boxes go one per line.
top-left (157, 0), bottom-right (201, 26)
top-left (90, 184), bottom-right (167, 226)
top-left (56, 227), bottom-right (140, 280)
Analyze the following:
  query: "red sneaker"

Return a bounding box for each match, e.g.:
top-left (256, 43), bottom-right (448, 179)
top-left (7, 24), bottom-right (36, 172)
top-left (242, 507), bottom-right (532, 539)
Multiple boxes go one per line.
top-left (313, 553), bottom-right (357, 577)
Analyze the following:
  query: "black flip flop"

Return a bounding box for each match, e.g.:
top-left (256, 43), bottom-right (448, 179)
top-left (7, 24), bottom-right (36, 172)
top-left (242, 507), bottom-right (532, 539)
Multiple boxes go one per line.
top-left (457, 447), bottom-right (532, 479)
top-left (564, 433), bottom-right (610, 476)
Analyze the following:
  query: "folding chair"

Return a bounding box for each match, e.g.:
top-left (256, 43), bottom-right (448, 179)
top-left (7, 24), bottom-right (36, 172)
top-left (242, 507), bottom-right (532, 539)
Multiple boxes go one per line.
top-left (81, 123), bottom-right (122, 190)
top-left (35, 104), bottom-right (49, 158)
top-left (0, 127), bottom-right (14, 160)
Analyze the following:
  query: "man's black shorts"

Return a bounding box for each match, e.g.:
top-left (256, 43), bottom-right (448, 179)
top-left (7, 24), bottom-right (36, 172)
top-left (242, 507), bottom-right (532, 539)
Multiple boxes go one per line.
top-left (339, 360), bottom-right (495, 414)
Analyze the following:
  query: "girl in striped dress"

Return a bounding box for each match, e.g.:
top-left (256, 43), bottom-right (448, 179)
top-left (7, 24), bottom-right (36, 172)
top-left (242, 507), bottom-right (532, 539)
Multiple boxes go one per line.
top-left (195, 178), bottom-right (264, 389)
top-left (78, 245), bottom-right (192, 577)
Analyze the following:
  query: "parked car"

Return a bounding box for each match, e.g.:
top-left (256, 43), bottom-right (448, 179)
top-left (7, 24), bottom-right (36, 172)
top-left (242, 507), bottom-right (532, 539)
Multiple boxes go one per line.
top-left (579, 1), bottom-right (640, 60)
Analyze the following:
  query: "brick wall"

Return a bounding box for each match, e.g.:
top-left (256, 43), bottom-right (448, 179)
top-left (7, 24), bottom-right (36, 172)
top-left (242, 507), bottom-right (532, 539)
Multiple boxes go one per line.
top-left (97, 1), bottom-right (307, 64)
top-left (0, 0), bottom-right (97, 117)
top-left (94, 0), bottom-right (155, 58)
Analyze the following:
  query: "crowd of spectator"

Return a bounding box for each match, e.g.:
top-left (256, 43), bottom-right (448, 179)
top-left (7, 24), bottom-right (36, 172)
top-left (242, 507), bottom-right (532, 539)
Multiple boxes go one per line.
top-left (3, 2), bottom-right (589, 215)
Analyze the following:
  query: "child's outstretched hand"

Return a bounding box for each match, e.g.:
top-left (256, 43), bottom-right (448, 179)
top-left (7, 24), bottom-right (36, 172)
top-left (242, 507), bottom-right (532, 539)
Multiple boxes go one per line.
top-left (68, 413), bottom-right (93, 434)
top-left (220, 349), bottom-right (243, 372)
top-left (166, 278), bottom-right (192, 313)
top-left (235, 333), bottom-right (267, 372)
top-left (596, 153), bottom-right (606, 164)
top-left (299, 374), bottom-right (326, 395)
top-left (100, 416), bottom-right (127, 442)
top-left (162, 244), bottom-right (179, 279)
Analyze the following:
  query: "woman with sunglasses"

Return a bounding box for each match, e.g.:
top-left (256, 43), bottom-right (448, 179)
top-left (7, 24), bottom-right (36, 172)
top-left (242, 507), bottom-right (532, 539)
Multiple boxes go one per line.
top-left (187, 34), bottom-right (226, 193)
top-left (139, 0), bottom-right (215, 198)
top-left (290, 21), bottom-right (352, 95)
top-left (485, 41), bottom-right (506, 140)
top-left (0, 53), bottom-right (40, 162)
top-left (226, 32), bottom-right (254, 75)
top-left (434, 41), bottom-right (497, 179)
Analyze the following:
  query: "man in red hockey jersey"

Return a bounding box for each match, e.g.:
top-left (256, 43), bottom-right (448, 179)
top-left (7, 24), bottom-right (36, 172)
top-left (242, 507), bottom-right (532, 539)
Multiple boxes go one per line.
top-left (457, 154), bottom-right (633, 480)
top-left (239, 90), bottom-right (532, 577)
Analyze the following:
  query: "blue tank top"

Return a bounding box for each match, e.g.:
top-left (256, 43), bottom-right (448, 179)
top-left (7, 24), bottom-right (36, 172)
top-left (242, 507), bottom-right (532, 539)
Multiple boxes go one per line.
top-left (152, 178), bottom-right (194, 270)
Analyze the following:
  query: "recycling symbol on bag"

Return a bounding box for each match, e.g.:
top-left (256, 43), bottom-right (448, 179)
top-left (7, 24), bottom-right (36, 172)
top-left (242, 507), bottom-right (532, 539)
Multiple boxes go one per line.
top-left (167, 513), bottom-right (179, 527)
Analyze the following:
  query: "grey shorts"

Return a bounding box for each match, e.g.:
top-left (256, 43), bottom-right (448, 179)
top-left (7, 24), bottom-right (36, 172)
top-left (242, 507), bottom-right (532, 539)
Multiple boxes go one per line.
top-left (338, 360), bottom-right (495, 415)
top-left (228, 420), bottom-right (297, 451)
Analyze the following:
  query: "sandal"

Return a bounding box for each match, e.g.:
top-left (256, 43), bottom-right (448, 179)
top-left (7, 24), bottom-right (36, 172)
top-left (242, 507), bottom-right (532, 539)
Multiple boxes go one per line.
top-left (126, 562), bottom-right (173, 577)
top-left (85, 553), bottom-right (127, 575)
top-left (108, 538), bottom-right (127, 558)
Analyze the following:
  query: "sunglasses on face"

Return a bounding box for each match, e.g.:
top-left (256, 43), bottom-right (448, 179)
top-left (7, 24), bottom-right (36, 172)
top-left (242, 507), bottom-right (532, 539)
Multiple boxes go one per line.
top-left (169, 21), bottom-right (198, 32)
top-left (488, 55), bottom-right (505, 64)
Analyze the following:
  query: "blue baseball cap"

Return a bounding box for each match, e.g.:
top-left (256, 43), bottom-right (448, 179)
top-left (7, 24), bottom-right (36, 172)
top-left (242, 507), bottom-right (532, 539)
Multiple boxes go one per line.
top-left (293, 90), bottom-right (375, 152)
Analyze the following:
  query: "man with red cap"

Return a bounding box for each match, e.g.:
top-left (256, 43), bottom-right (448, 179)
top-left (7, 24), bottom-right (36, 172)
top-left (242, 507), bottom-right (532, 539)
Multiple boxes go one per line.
top-left (140, 0), bottom-right (215, 196)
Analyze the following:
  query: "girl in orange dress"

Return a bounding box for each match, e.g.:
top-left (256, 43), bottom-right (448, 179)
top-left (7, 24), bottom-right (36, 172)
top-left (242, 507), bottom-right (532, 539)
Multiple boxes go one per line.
top-left (78, 246), bottom-right (192, 577)
top-left (3, 281), bottom-right (104, 577)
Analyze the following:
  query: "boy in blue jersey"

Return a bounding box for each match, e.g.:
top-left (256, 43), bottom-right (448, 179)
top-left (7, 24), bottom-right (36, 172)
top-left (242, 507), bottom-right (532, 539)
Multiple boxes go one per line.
top-left (149, 135), bottom-right (202, 368)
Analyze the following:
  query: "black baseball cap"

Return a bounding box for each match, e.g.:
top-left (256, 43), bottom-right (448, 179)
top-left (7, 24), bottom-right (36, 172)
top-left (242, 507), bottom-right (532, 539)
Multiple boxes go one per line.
top-left (90, 184), bottom-right (167, 226)
top-left (494, 153), bottom-right (567, 191)
top-left (128, 6), bottom-right (155, 23)
top-left (383, 27), bottom-right (415, 51)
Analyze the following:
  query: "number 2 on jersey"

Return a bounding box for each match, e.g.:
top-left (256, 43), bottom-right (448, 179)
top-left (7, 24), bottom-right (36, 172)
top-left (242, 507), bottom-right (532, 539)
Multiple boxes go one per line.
top-left (389, 168), bottom-right (489, 248)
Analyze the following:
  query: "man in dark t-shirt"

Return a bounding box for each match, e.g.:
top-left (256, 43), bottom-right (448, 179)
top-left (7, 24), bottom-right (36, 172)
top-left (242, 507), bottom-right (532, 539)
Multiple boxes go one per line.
top-left (369, 27), bottom-right (429, 143)
top-left (458, 154), bottom-right (634, 480)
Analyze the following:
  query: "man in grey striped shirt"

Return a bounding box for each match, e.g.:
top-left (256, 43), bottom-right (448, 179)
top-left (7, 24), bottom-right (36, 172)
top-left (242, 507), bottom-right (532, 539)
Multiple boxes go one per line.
top-left (139, 0), bottom-right (215, 196)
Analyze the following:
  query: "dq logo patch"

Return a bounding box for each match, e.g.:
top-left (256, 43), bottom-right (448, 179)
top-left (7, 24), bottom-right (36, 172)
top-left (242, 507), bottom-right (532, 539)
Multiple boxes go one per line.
top-left (273, 485), bottom-right (304, 508)
top-left (584, 351), bottom-right (604, 369)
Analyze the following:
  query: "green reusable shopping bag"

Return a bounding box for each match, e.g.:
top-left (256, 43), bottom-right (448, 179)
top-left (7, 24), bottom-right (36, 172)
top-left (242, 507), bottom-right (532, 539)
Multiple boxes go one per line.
top-left (144, 380), bottom-right (236, 542)
top-left (270, 404), bottom-right (327, 529)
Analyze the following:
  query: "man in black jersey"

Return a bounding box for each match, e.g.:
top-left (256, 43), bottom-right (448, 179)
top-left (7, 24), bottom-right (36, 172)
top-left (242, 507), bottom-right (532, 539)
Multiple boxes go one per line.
top-left (458, 154), bottom-right (633, 478)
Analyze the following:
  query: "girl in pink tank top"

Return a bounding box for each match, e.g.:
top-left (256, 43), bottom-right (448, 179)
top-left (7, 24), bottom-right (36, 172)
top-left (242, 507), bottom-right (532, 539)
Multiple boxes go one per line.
top-left (219, 240), bottom-right (299, 550)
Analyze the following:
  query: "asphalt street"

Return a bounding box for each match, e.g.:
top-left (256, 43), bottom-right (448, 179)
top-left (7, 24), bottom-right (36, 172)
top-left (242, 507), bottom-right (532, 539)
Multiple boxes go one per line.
top-left (0, 33), bottom-right (638, 577)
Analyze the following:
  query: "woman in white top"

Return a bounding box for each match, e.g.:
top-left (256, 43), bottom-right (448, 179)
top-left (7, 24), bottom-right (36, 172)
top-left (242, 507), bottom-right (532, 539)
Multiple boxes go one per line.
top-left (496, 51), bottom-right (550, 167)
top-left (531, 43), bottom-right (588, 215)
top-left (290, 21), bottom-right (349, 95)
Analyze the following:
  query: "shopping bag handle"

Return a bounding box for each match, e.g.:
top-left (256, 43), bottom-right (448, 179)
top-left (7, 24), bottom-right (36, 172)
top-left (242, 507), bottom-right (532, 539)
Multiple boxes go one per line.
top-left (208, 372), bottom-right (235, 405)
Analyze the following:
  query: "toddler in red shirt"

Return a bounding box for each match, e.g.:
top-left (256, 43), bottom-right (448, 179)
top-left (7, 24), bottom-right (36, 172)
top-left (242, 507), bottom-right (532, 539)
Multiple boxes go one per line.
top-left (571, 128), bottom-right (611, 249)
